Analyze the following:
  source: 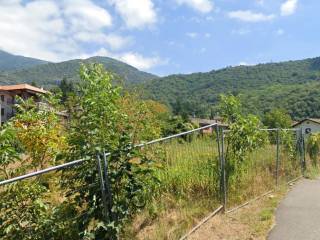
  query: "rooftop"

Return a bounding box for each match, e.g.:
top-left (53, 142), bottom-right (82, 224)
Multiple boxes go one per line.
top-left (292, 118), bottom-right (320, 127)
top-left (0, 84), bottom-right (47, 94)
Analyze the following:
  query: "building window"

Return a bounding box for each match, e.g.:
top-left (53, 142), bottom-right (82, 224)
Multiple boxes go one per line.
top-left (0, 95), bottom-right (4, 102)
top-left (1, 108), bottom-right (4, 116)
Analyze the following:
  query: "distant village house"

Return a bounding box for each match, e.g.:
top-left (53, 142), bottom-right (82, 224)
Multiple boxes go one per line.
top-left (0, 84), bottom-right (47, 125)
top-left (190, 117), bottom-right (228, 134)
top-left (292, 118), bottom-right (320, 135)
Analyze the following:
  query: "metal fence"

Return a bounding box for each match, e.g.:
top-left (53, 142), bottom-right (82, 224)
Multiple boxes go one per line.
top-left (221, 128), bottom-right (305, 211)
top-left (0, 124), bottom-right (307, 238)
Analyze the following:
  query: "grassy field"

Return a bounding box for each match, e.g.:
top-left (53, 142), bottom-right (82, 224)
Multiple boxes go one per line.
top-left (0, 131), bottom-right (303, 239)
top-left (123, 132), bottom-right (302, 239)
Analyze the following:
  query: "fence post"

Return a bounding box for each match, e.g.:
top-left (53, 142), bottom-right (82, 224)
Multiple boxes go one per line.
top-left (96, 154), bottom-right (108, 220)
top-left (215, 125), bottom-right (222, 200)
top-left (102, 150), bottom-right (114, 221)
top-left (275, 129), bottom-right (280, 186)
top-left (299, 128), bottom-right (305, 175)
top-left (221, 129), bottom-right (227, 212)
top-left (301, 128), bottom-right (307, 173)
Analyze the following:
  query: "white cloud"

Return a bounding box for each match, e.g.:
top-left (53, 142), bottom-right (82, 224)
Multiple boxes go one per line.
top-left (109, 0), bottom-right (157, 29)
top-left (186, 32), bottom-right (198, 38)
top-left (231, 28), bottom-right (251, 35)
top-left (0, 0), bottom-right (114, 61)
top-left (119, 52), bottom-right (167, 70)
top-left (0, 0), bottom-right (165, 71)
top-left (276, 28), bottom-right (285, 35)
top-left (63, 0), bottom-right (112, 31)
top-left (228, 10), bottom-right (275, 22)
top-left (255, 0), bottom-right (264, 6)
top-left (176, 0), bottom-right (214, 13)
top-left (74, 32), bottom-right (132, 50)
top-left (93, 48), bottom-right (168, 70)
top-left (281, 0), bottom-right (298, 16)
top-left (238, 61), bottom-right (254, 66)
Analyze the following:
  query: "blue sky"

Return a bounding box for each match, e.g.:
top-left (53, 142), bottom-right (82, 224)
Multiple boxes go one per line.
top-left (0, 0), bottom-right (319, 76)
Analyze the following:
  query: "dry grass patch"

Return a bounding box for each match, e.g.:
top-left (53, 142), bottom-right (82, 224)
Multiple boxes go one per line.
top-left (122, 194), bottom-right (220, 240)
top-left (188, 187), bottom-right (288, 240)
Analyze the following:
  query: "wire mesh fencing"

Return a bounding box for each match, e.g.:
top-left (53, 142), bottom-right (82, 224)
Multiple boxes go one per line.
top-left (0, 124), bottom-right (223, 239)
top-left (221, 128), bottom-right (305, 210)
top-left (140, 125), bottom-right (221, 203)
top-left (278, 129), bottom-right (304, 184)
top-left (0, 124), bottom-right (308, 238)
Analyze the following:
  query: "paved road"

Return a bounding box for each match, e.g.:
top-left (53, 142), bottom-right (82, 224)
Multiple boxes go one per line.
top-left (268, 178), bottom-right (320, 240)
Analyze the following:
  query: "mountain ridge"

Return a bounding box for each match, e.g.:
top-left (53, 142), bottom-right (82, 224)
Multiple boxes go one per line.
top-left (0, 50), bottom-right (48, 71)
top-left (0, 51), bottom-right (158, 86)
top-left (142, 56), bottom-right (320, 119)
top-left (1, 50), bottom-right (320, 119)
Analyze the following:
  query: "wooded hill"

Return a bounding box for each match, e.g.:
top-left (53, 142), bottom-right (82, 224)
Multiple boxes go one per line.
top-left (0, 50), bottom-right (48, 71)
top-left (1, 49), bottom-right (320, 119)
top-left (142, 57), bottom-right (320, 119)
top-left (0, 51), bottom-right (157, 87)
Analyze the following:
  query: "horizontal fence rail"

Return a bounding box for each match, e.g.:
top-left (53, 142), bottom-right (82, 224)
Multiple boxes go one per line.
top-left (0, 123), bottom-right (220, 186)
top-left (0, 124), bottom-right (309, 240)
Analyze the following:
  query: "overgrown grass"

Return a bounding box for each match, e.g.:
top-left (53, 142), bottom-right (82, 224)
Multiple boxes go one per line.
top-left (155, 135), bottom-right (220, 197)
top-left (128, 132), bottom-right (303, 239)
top-left (123, 133), bottom-right (302, 239)
top-left (122, 194), bottom-right (217, 240)
top-left (0, 132), bottom-right (304, 239)
top-left (122, 135), bottom-right (220, 239)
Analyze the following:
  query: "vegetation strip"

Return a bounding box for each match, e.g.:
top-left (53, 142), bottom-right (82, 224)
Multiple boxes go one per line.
top-left (135, 123), bottom-right (218, 147)
top-left (0, 123), bottom-right (220, 187)
top-left (0, 158), bottom-right (86, 186)
top-left (226, 176), bottom-right (303, 214)
top-left (226, 190), bottom-right (274, 214)
top-left (179, 205), bottom-right (224, 240)
top-left (287, 176), bottom-right (303, 185)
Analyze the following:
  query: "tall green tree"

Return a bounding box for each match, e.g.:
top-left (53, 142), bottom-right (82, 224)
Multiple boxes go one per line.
top-left (263, 108), bottom-right (292, 129)
top-left (58, 77), bottom-right (75, 103)
top-left (66, 64), bottom-right (156, 239)
top-left (219, 95), bottom-right (267, 192)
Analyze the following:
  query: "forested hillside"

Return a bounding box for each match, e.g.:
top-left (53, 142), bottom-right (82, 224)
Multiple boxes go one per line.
top-left (143, 57), bottom-right (320, 119)
top-left (0, 50), bottom-right (48, 71)
top-left (0, 55), bottom-right (158, 87)
top-left (1, 49), bottom-right (320, 119)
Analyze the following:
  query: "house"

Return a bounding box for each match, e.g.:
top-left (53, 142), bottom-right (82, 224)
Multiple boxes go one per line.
top-left (190, 117), bottom-right (228, 134)
top-left (292, 118), bottom-right (320, 134)
top-left (0, 84), bottom-right (47, 125)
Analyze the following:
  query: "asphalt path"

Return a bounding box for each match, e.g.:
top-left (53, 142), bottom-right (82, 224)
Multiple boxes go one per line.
top-left (268, 178), bottom-right (320, 240)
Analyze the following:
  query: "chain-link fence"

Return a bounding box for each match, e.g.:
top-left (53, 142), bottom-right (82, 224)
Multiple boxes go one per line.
top-left (221, 128), bottom-right (305, 211)
top-left (0, 124), bottom-right (307, 238)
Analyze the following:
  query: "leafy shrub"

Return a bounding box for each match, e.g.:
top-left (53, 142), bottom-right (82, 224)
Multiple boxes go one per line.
top-left (0, 126), bottom-right (20, 180)
top-left (65, 64), bottom-right (158, 239)
top-left (12, 96), bottom-right (67, 170)
top-left (307, 133), bottom-right (320, 166)
top-left (219, 94), bottom-right (268, 201)
top-left (0, 182), bottom-right (78, 240)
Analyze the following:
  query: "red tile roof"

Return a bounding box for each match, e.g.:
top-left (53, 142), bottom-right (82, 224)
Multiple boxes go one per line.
top-left (0, 84), bottom-right (47, 94)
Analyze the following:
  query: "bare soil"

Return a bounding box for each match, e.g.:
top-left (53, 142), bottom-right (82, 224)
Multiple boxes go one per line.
top-left (187, 190), bottom-right (286, 240)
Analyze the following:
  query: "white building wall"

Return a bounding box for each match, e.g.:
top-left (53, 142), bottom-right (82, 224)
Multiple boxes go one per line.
top-left (295, 121), bottom-right (320, 135)
top-left (0, 92), bottom-right (14, 124)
